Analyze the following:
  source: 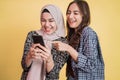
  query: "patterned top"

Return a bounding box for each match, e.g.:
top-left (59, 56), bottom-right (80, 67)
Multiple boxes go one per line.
top-left (68, 27), bottom-right (104, 80)
top-left (21, 31), bottom-right (69, 80)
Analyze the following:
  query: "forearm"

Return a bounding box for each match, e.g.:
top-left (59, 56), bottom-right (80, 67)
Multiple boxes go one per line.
top-left (46, 59), bottom-right (54, 73)
top-left (21, 31), bottom-right (33, 70)
top-left (21, 54), bottom-right (32, 71)
top-left (25, 52), bottom-right (33, 67)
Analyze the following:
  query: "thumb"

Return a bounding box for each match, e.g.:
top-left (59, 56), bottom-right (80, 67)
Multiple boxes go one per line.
top-left (52, 41), bottom-right (59, 44)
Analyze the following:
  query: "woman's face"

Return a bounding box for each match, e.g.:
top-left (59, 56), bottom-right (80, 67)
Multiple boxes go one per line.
top-left (41, 12), bottom-right (57, 35)
top-left (66, 3), bottom-right (83, 28)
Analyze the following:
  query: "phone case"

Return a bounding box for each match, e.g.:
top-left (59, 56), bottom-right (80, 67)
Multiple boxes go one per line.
top-left (32, 35), bottom-right (45, 47)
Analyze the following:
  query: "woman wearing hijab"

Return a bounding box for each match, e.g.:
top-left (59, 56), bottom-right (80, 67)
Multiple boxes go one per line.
top-left (21, 4), bottom-right (69, 80)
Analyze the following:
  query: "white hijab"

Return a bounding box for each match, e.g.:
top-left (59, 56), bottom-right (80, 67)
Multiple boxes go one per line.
top-left (27, 4), bottom-right (65, 80)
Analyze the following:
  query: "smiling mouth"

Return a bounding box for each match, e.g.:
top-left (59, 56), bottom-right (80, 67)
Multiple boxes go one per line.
top-left (69, 19), bottom-right (76, 23)
top-left (44, 28), bottom-right (52, 33)
top-left (69, 21), bottom-right (76, 24)
top-left (44, 29), bottom-right (50, 32)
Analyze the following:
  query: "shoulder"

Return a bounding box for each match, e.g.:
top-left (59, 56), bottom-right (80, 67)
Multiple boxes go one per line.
top-left (82, 26), bottom-right (97, 37)
top-left (27, 30), bottom-right (39, 36)
top-left (54, 37), bottom-right (68, 44)
top-left (27, 30), bottom-right (36, 35)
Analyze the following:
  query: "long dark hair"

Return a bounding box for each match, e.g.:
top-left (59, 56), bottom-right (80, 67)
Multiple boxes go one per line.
top-left (66, 0), bottom-right (91, 77)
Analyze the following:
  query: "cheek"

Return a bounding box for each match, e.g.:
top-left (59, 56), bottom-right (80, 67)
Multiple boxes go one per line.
top-left (51, 23), bottom-right (57, 29)
top-left (41, 22), bottom-right (45, 27)
top-left (66, 16), bottom-right (70, 22)
top-left (77, 17), bottom-right (82, 24)
top-left (52, 26), bottom-right (57, 32)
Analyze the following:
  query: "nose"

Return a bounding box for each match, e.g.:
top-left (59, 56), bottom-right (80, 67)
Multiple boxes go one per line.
top-left (45, 21), bottom-right (50, 27)
top-left (69, 13), bottom-right (74, 19)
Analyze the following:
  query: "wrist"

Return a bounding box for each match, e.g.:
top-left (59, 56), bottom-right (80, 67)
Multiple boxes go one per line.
top-left (46, 59), bottom-right (54, 73)
top-left (46, 58), bottom-right (53, 63)
top-left (66, 44), bottom-right (72, 53)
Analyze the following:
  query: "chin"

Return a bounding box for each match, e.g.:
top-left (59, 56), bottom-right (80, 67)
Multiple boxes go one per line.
top-left (46, 32), bottom-right (53, 35)
top-left (70, 25), bottom-right (76, 28)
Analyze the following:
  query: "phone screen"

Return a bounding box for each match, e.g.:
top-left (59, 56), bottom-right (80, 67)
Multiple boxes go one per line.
top-left (32, 35), bottom-right (45, 47)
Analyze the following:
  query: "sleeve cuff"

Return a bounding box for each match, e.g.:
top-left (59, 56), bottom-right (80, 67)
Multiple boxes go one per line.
top-left (73, 53), bottom-right (87, 68)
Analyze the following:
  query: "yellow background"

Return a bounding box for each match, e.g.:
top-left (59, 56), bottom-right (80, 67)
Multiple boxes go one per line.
top-left (0, 0), bottom-right (120, 80)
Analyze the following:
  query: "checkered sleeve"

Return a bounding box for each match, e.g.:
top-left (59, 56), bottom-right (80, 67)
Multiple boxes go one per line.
top-left (46, 38), bottom-right (69, 79)
top-left (72, 27), bottom-right (99, 73)
top-left (21, 31), bottom-right (33, 71)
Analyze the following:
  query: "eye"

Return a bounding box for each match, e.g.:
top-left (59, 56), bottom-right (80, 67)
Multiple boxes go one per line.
top-left (74, 11), bottom-right (80, 15)
top-left (66, 11), bottom-right (71, 15)
top-left (49, 19), bottom-right (55, 22)
top-left (41, 19), bottom-right (46, 22)
top-left (74, 12), bottom-right (79, 15)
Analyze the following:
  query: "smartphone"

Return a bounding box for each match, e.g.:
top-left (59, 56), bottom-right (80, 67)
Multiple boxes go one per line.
top-left (32, 35), bottom-right (45, 47)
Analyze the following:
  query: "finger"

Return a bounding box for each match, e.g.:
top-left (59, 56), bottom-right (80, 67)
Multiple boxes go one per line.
top-left (30, 46), bottom-right (34, 51)
top-left (52, 41), bottom-right (60, 43)
top-left (40, 49), bottom-right (50, 56)
top-left (52, 42), bottom-right (59, 50)
top-left (32, 43), bottom-right (38, 48)
top-left (33, 55), bottom-right (42, 60)
top-left (32, 44), bottom-right (46, 51)
top-left (52, 41), bottom-right (59, 46)
top-left (39, 44), bottom-right (48, 51)
top-left (32, 52), bottom-right (41, 59)
top-left (38, 44), bottom-right (51, 54)
top-left (28, 47), bottom-right (35, 58)
top-left (39, 53), bottom-right (48, 60)
top-left (32, 43), bottom-right (40, 49)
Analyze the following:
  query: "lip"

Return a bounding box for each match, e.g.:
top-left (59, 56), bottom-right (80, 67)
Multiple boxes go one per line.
top-left (69, 21), bottom-right (76, 25)
top-left (44, 29), bottom-right (51, 33)
top-left (68, 19), bottom-right (76, 23)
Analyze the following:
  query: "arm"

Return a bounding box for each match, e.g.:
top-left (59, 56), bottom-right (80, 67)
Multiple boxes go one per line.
top-left (21, 31), bottom-right (33, 71)
top-left (46, 38), bottom-right (69, 78)
top-left (35, 44), bottom-right (55, 73)
top-left (46, 57), bottom-right (54, 73)
top-left (46, 50), bottom-right (69, 78)
top-left (53, 28), bottom-right (101, 73)
top-left (72, 28), bottom-right (100, 73)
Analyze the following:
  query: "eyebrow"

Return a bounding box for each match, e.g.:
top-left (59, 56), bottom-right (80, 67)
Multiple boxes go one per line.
top-left (49, 18), bottom-right (54, 20)
top-left (74, 10), bottom-right (80, 13)
top-left (41, 18), bottom-right (54, 20)
top-left (68, 10), bottom-right (80, 13)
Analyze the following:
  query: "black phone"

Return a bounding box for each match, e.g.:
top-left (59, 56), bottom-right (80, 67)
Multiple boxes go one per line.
top-left (32, 35), bottom-right (45, 47)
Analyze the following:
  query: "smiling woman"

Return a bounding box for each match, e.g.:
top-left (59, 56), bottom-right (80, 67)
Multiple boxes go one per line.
top-left (52, 0), bottom-right (105, 80)
top-left (0, 0), bottom-right (72, 80)
top-left (41, 9), bottom-right (57, 34)
top-left (21, 4), bottom-right (69, 80)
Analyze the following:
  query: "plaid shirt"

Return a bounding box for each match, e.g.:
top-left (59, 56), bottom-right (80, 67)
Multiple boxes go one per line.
top-left (68, 27), bottom-right (104, 80)
top-left (21, 31), bottom-right (69, 80)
